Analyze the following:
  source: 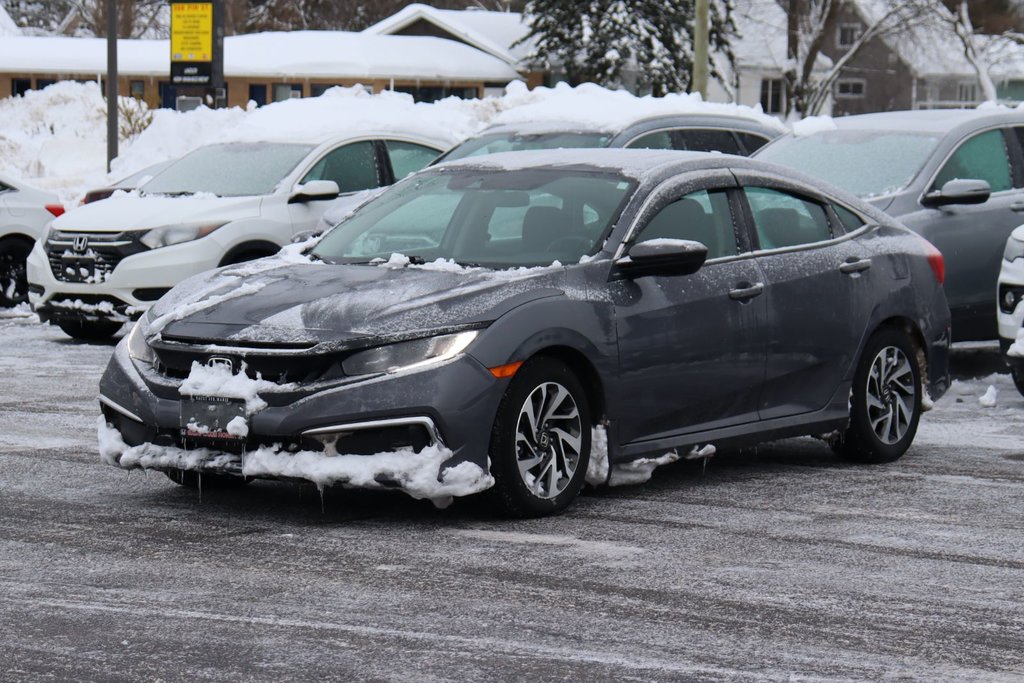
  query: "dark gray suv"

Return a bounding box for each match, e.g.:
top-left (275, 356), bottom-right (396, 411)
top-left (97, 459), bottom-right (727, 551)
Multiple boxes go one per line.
top-left (757, 109), bottom-right (1024, 341)
top-left (98, 150), bottom-right (950, 517)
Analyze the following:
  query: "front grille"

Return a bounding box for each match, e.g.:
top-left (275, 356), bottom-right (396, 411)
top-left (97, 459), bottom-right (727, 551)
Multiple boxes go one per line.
top-left (152, 345), bottom-right (343, 385)
top-left (46, 231), bottom-right (147, 283)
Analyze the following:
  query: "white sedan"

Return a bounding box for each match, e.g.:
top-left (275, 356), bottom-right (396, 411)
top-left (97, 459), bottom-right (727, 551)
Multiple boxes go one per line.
top-left (27, 132), bottom-right (448, 340)
top-left (999, 226), bottom-right (1024, 395)
top-left (0, 173), bottom-right (63, 307)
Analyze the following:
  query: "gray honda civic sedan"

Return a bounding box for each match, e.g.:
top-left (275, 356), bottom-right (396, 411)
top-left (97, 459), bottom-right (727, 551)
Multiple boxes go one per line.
top-left (98, 149), bottom-right (950, 517)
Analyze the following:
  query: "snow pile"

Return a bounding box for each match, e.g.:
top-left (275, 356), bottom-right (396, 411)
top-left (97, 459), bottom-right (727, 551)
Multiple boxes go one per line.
top-left (178, 361), bottom-right (293, 414)
top-left (490, 80), bottom-right (783, 132)
top-left (607, 443), bottom-right (716, 486)
top-left (585, 425), bottom-right (609, 486)
top-left (979, 385), bottom-right (998, 408)
top-left (0, 5), bottom-right (20, 36)
top-left (1008, 328), bottom-right (1024, 358)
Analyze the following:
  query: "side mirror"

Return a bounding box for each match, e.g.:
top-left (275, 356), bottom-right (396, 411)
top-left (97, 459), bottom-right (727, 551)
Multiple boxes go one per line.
top-left (289, 180), bottom-right (341, 204)
top-left (922, 178), bottom-right (991, 208)
top-left (615, 239), bottom-right (708, 277)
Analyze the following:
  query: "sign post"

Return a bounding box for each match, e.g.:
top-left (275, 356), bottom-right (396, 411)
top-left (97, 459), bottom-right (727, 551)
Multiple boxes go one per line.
top-left (105, 0), bottom-right (117, 171)
top-left (169, 1), bottom-right (224, 108)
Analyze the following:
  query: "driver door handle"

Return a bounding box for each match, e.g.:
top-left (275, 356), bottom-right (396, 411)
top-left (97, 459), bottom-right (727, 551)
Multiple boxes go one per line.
top-left (1011, 201), bottom-right (1024, 212)
top-left (839, 258), bottom-right (872, 274)
top-left (729, 282), bottom-right (764, 301)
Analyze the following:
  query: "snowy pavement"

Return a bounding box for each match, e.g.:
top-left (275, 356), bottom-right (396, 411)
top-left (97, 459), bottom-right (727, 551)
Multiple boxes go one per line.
top-left (1, 312), bottom-right (1023, 681)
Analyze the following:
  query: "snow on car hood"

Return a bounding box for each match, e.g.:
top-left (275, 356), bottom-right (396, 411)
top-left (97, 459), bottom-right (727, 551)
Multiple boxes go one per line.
top-left (52, 194), bottom-right (261, 232)
top-left (148, 258), bottom-right (571, 346)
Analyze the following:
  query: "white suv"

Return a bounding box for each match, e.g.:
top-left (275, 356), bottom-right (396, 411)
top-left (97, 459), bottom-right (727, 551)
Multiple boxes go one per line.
top-left (27, 132), bottom-right (448, 339)
top-left (0, 173), bottom-right (63, 308)
top-left (998, 225), bottom-right (1024, 395)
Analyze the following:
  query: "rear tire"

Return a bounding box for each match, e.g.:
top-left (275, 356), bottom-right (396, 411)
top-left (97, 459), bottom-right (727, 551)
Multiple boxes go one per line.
top-left (0, 238), bottom-right (32, 308)
top-left (165, 469), bottom-right (249, 489)
top-left (58, 319), bottom-right (123, 341)
top-left (836, 328), bottom-right (922, 464)
top-left (1012, 365), bottom-right (1024, 398)
top-left (486, 357), bottom-right (591, 518)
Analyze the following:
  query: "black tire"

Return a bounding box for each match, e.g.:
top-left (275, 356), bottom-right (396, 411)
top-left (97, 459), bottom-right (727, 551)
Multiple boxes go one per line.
top-left (486, 357), bottom-right (591, 518)
top-left (0, 238), bottom-right (33, 308)
top-left (57, 319), bottom-right (123, 341)
top-left (835, 327), bottom-right (922, 464)
top-left (1012, 365), bottom-right (1024, 398)
top-left (165, 469), bottom-right (249, 489)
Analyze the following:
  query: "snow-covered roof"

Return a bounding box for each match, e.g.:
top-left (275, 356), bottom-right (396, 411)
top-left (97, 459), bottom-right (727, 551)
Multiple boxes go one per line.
top-left (363, 3), bottom-right (533, 67)
top-left (729, 0), bottom-right (831, 72)
top-left (0, 31), bottom-right (521, 82)
top-left (0, 5), bottom-right (22, 36)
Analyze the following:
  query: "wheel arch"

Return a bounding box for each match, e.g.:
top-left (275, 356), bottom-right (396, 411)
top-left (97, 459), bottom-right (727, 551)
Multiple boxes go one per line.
top-left (0, 232), bottom-right (36, 250)
top-left (528, 345), bottom-right (607, 425)
top-left (218, 240), bottom-right (282, 266)
top-left (873, 315), bottom-right (928, 376)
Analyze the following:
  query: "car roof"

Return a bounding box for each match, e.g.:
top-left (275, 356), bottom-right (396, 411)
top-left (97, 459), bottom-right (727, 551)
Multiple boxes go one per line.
top-left (829, 108), bottom-right (1024, 134)
top-left (214, 131), bottom-right (452, 150)
top-left (476, 113), bottom-right (784, 137)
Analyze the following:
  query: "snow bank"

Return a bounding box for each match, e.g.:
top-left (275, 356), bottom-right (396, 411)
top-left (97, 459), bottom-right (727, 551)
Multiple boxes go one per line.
top-left (979, 385), bottom-right (998, 408)
top-left (2, 79), bottom-right (788, 204)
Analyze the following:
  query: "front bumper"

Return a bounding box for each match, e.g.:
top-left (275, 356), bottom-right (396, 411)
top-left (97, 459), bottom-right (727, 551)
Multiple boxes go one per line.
top-left (997, 256), bottom-right (1024, 358)
top-left (98, 343), bottom-right (501, 505)
top-left (27, 238), bottom-right (224, 323)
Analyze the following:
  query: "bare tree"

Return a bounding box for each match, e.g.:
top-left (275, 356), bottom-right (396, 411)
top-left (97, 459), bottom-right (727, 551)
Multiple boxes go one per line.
top-left (784, 0), bottom-right (934, 117)
top-left (948, 1), bottom-right (999, 102)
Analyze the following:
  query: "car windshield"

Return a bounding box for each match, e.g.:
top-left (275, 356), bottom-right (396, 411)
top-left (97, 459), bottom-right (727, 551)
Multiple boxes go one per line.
top-left (141, 143), bottom-right (315, 197)
top-left (442, 131), bottom-right (614, 162)
top-left (756, 129), bottom-right (942, 198)
top-left (312, 169), bottom-right (636, 268)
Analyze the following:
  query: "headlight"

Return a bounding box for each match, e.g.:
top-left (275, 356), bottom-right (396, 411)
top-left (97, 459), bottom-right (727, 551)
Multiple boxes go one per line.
top-left (141, 221), bottom-right (228, 249)
top-left (342, 331), bottom-right (478, 376)
top-left (126, 320), bottom-right (156, 364)
top-left (1005, 236), bottom-right (1024, 262)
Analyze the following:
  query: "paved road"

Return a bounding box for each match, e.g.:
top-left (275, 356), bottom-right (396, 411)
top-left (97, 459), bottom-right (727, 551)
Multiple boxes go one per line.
top-left (1, 312), bottom-right (1023, 681)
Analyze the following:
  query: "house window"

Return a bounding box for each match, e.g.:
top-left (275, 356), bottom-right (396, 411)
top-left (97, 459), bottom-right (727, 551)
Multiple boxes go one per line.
top-left (12, 78), bottom-right (31, 96)
top-left (836, 79), bottom-right (866, 99)
top-left (837, 23), bottom-right (862, 48)
top-left (273, 83), bottom-right (302, 102)
top-left (129, 80), bottom-right (145, 100)
top-left (760, 78), bottom-right (784, 114)
top-left (958, 82), bottom-right (978, 103)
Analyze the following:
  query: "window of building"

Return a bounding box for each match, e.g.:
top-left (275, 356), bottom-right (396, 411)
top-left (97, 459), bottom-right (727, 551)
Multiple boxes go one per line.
top-left (837, 23), bottom-right (863, 48)
top-left (273, 83), bottom-right (302, 102)
top-left (760, 78), bottom-right (784, 114)
top-left (129, 80), bottom-right (145, 100)
top-left (248, 84), bottom-right (267, 107)
top-left (836, 79), bottom-right (866, 99)
top-left (12, 78), bottom-right (31, 97)
top-left (958, 82), bottom-right (978, 103)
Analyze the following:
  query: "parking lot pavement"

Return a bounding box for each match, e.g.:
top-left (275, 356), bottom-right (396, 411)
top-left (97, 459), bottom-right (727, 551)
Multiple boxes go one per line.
top-left (1, 311), bottom-right (1022, 682)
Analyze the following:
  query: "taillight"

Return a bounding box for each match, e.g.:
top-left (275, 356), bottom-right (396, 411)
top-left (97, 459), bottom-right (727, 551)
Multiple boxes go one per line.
top-left (923, 240), bottom-right (945, 284)
top-left (45, 204), bottom-right (65, 217)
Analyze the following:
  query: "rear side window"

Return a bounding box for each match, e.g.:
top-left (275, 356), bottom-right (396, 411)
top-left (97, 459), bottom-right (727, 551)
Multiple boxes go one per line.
top-left (745, 187), bottom-right (832, 249)
top-left (302, 141), bottom-right (380, 194)
top-left (634, 189), bottom-right (738, 259)
top-left (736, 132), bottom-right (770, 154)
top-left (932, 129), bottom-right (1012, 193)
top-left (678, 129), bottom-right (741, 155)
top-left (385, 141), bottom-right (439, 180)
top-left (833, 204), bottom-right (865, 231)
top-left (626, 131), bottom-right (673, 150)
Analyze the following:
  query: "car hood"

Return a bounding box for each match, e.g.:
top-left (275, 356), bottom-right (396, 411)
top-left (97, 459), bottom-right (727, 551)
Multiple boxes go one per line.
top-left (148, 258), bottom-right (572, 346)
top-left (53, 195), bottom-right (261, 232)
top-left (865, 194), bottom-right (896, 213)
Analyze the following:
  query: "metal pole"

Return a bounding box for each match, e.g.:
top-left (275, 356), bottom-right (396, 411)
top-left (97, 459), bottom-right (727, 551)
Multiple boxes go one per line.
top-left (692, 0), bottom-right (709, 97)
top-left (105, 0), bottom-right (118, 172)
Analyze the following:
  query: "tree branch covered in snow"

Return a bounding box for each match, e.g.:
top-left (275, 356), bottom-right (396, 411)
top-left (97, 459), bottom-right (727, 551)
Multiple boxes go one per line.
top-left (519, 0), bottom-right (737, 97)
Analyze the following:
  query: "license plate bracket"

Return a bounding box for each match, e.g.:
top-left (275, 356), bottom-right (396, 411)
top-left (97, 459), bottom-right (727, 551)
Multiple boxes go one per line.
top-left (180, 396), bottom-right (248, 442)
top-left (60, 255), bottom-right (97, 283)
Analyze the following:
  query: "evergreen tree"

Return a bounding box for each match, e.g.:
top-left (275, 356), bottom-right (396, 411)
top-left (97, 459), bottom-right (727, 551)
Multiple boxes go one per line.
top-left (519, 0), bottom-right (736, 96)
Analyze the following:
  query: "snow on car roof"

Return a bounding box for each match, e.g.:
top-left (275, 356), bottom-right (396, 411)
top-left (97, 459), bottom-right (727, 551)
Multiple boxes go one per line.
top-left (827, 108), bottom-right (1024, 134)
top-left (436, 147), bottom-right (726, 178)
top-left (490, 82), bottom-right (785, 133)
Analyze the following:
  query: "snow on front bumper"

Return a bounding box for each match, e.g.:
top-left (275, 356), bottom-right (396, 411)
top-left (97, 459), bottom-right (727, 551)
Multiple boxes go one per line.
top-left (97, 416), bottom-right (494, 508)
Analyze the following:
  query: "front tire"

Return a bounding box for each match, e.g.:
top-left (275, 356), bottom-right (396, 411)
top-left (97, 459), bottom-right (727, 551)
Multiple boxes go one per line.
top-left (0, 238), bottom-right (32, 308)
top-left (487, 357), bottom-right (591, 518)
top-left (836, 328), bottom-right (922, 463)
top-left (58, 319), bottom-right (123, 341)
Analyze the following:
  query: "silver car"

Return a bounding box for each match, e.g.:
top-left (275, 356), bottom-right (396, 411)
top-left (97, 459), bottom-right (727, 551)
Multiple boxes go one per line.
top-left (757, 109), bottom-right (1024, 341)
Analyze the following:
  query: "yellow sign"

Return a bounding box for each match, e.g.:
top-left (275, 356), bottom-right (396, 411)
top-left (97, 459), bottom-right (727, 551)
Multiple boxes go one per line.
top-left (170, 3), bottom-right (213, 63)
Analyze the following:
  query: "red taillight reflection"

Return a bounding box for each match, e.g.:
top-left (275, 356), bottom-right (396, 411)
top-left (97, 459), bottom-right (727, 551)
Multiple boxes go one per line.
top-left (45, 204), bottom-right (65, 217)
top-left (924, 240), bottom-right (945, 284)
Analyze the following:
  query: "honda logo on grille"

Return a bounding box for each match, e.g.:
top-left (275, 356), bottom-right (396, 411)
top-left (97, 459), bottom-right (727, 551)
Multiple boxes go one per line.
top-left (72, 235), bottom-right (89, 253)
top-left (206, 356), bottom-right (235, 372)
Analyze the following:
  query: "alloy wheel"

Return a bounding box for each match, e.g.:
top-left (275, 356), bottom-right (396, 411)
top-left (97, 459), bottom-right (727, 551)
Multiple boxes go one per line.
top-left (865, 345), bottom-right (916, 445)
top-left (514, 381), bottom-right (583, 499)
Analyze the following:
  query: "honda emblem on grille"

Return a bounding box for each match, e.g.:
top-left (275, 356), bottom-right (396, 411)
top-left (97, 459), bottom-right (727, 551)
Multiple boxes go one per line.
top-left (206, 356), bottom-right (234, 372)
top-left (72, 235), bottom-right (89, 253)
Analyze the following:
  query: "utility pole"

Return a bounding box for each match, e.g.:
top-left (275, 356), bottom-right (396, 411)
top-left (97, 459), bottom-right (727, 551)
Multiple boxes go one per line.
top-left (692, 0), bottom-right (709, 97)
top-left (105, 0), bottom-right (118, 172)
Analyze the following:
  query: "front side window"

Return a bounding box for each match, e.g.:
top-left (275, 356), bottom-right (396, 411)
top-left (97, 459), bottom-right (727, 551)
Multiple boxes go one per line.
top-left (634, 189), bottom-right (738, 259)
top-left (141, 143), bottom-right (315, 197)
top-left (626, 131), bottom-right (673, 150)
top-left (932, 129), bottom-right (1012, 193)
top-left (312, 170), bottom-right (636, 268)
top-left (746, 187), bottom-right (832, 249)
top-left (302, 142), bottom-right (380, 194)
top-left (386, 141), bottom-right (440, 180)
